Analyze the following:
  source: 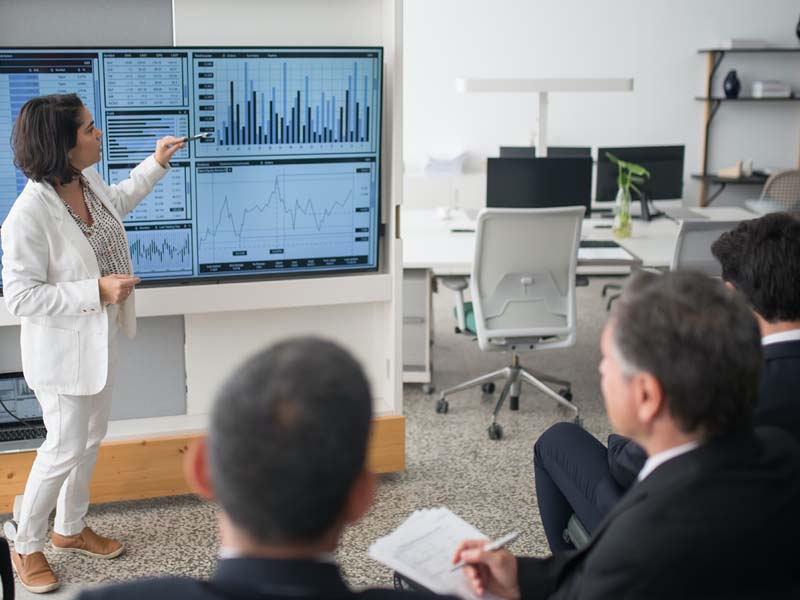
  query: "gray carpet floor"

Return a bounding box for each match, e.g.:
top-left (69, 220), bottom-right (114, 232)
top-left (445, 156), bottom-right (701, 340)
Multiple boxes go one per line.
top-left (4, 277), bottom-right (621, 599)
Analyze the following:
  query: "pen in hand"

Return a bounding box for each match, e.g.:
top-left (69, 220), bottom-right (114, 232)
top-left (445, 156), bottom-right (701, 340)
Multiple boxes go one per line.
top-left (450, 531), bottom-right (520, 571)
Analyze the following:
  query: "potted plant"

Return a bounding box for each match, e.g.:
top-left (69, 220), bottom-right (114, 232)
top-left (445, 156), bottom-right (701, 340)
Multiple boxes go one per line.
top-left (606, 152), bottom-right (650, 239)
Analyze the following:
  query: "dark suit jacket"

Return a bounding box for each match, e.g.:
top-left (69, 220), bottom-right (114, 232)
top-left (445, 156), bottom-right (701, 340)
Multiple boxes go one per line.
top-left (76, 557), bottom-right (452, 600)
top-left (607, 341), bottom-right (800, 487)
top-left (518, 428), bottom-right (800, 599)
top-left (754, 339), bottom-right (800, 439)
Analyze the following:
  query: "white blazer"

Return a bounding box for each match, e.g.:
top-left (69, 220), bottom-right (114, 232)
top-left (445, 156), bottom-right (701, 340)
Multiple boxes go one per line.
top-left (1, 156), bottom-right (168, 396)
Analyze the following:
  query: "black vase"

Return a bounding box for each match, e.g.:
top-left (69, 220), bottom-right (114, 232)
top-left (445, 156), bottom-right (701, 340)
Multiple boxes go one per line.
top-left (723, 69), bottom-right (741, 99)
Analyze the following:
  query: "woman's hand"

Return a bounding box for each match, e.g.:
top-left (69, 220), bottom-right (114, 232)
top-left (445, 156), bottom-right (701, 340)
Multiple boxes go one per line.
top-left (453, 540), bottom-right (521, 600)
top-left (153, 135), bottom-right (186, 168)
top-left (98, 274), bottom-right (141, 305)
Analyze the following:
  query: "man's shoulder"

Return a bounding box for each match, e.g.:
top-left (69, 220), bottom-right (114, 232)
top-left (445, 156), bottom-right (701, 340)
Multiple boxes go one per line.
top-left (75, 577), bottom-right (206, 600)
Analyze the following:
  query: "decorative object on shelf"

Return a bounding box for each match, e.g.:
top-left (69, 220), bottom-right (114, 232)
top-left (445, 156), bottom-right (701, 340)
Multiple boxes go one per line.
top-left (752, 80), bottom-right (792, 98)
top-left (723, 70), bottom-right (741, 99)
top-left (796, 15), bottom-right (800, 41)
top-left (606, 152), bottom-right (650, 239)
top-left (717, 160), bottom-right (743, 179)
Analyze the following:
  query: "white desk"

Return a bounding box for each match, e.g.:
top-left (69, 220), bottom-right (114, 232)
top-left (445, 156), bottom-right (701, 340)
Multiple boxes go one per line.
top-left (401, 204), bottom-right (754, 384)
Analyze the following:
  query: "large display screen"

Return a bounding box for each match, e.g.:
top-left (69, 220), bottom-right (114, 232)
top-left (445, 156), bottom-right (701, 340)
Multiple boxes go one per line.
top-left (0, 47), bottom-right (383, 289)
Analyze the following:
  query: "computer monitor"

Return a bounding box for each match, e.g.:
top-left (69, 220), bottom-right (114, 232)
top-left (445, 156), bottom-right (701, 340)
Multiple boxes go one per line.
top-left (499, 146), bottom-right (592, 158)
top-left (595, 146), bottom-right (685, 219)
top-left (486, 157), bottom-right (593, 213)
top-left (0, 46), bottom-right (383, 290)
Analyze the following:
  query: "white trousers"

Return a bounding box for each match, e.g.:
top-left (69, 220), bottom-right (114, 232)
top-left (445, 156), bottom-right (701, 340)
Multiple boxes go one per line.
top-left (14, 307), bottom-right (118, 554)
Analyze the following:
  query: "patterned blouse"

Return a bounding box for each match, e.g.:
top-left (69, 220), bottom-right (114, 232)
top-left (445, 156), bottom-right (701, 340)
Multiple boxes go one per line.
top-left (61, 176), bottom-right (131, 277)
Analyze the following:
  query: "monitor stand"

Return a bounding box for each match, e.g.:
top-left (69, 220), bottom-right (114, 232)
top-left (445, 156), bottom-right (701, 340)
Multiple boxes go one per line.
top-left (633, 190), bottom-right (663, 222)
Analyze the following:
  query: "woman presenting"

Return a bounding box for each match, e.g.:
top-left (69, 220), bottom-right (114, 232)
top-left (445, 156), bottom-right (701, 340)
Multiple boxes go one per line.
top-left (1, 93), bottom-right (185, 593)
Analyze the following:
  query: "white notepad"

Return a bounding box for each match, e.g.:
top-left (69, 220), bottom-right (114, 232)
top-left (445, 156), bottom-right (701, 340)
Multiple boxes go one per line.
top-left (369, 507), bottom-right (503, 600)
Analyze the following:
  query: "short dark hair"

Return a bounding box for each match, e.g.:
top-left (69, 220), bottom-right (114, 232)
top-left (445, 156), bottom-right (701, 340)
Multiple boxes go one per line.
top-left (12, 93), bottom-right (84, 187)
top-left (612, 270), bottom-right (761, 438)
top-left (209, 337), bottom-right (373, 545)
top-left (710, 213), bottom-right (800, 322)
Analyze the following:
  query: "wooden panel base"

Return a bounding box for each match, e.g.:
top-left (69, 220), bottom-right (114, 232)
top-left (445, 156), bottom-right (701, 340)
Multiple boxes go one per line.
top-left (0, 415), bottom-right (404, 513)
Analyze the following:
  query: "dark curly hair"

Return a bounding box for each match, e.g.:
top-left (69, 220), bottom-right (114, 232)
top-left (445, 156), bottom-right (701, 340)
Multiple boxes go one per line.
top-left (711, 212), bottom-right (800, 323)
top-left (12, 93), bottom-right (84, 187)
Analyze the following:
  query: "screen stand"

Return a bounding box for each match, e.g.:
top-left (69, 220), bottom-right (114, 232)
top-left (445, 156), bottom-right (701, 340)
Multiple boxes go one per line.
top-left (633, 190), bottom-right (663, 222)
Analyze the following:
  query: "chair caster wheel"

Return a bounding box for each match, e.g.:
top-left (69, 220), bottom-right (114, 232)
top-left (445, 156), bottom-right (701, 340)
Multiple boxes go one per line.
top-left (487, 423), bottom-right (503, 440)
top-left (559, 388), bottom-right (573, 402)
top-left (481, 382), bottom-right (496, 394)
top-left (509, 396), bottom-right (519, 411)
top-left (435, 398), bottom-right (449, 414)
top-left (454, 326), bottom-right (462, 334)
top-left (422, 383), bottom-right (435, 395)
top-left (573, 415), bottom-right (584, 428)
top-left (4, 519), bottom-right (18, 541)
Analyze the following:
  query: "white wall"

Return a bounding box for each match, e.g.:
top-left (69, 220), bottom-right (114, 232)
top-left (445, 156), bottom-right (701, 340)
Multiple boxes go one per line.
top-left (402, 0), bottom-right (800, 206)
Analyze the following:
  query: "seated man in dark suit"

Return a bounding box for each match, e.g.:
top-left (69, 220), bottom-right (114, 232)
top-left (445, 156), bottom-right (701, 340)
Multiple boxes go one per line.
top-left (454, 270), bottom-right (800, 599)
top-left (535, 212), bottom-right (800, 551)
top-left (76, 338), bottom-right (447, 600)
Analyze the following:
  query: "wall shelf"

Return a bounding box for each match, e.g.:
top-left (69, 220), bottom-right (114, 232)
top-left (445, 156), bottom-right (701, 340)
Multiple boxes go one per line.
top-left (696, 47), bottom-right (800, 205)
top-left (698, 47), bottom-right (800, 54)
top-left (690, 173), bottom-right (768, 184)
top-left (694, 96), bottom-right (799, 101)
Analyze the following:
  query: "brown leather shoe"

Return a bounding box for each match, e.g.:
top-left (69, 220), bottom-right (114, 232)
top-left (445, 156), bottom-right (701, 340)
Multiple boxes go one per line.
top-left (11, 551), bottom-right (60, 594)
top-left (51, 526), bottom-right (124, 559)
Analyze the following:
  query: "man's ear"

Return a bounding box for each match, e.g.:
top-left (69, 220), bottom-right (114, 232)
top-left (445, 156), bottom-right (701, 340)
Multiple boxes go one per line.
top-left (183, 437), bottom-right (214, 501)
top-left (341, 469), bottom-right (377, 526)
top-left (724, 280), bottom-right (736, 292)
top-left (633, 372), bottom-right (665, 426)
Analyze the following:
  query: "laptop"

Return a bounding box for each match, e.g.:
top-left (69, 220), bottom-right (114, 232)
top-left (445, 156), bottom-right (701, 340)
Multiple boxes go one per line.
top-left (0, 372), bottom-right (46, 452)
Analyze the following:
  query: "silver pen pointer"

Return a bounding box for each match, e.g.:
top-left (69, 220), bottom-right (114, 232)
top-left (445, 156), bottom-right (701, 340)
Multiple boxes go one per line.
top-left (450, 531), bottom-right (520, 572)
top-left (183, 132), bottom-right (212, 142)
top-left (165, 132), bottom-right (211, 149)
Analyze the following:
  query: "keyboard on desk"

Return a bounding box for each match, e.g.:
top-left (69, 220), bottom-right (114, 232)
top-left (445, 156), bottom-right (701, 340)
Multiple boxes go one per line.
top-left (0, 425), bottom-right (47, 442)
top-left (580, 239), bottom-right (620, 249)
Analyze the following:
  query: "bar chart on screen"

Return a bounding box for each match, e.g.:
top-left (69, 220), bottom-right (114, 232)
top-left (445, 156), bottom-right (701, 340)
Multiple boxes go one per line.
top-left (0, 51), bottom-right (99, 201)
top-left (194, 157), bottom-right (375, 273)
top-left (191, 51), bottom-right (381, 158)
top-left (105, 110), bottom-right (191, 162)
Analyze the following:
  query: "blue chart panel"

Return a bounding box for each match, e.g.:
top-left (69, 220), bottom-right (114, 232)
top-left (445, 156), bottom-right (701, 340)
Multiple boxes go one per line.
top-left (105, 110), bottom-right (189, 162)
top-left (192, 52), bottom-right (380, 158)
top-left (0, 53), bottom-right (98, 213)
top-left (107, 162), bottom-right (191, 223)
top-left (102, 53), bottom-right (188, 108)
top-left (195, 158), bottom-right (375, 273)
top-left (127, 224), bottom-right (193, 278)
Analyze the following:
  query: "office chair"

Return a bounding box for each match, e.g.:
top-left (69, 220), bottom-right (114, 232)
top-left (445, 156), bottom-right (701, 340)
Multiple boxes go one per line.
top-left (670, 219), bottom-right (741, 274)
top-left (434, 207), bottom-right (584, 440)
top-left (0, 536), bottom-right (13, 600)
top-left (745, 169), bottom-right (800, 215)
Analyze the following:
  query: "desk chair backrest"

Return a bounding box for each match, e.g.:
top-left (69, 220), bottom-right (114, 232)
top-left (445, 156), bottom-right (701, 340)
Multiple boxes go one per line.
top-left (670, 220), bottom-right (740, 275)
top-left (470, 207), bottom-right (585, 352)
top-left (760, 170), bottom-right (800, 212)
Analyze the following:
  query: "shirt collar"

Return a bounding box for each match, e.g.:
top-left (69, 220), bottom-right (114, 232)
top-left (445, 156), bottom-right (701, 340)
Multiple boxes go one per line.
top-left (762, 328), bottom-right (800, 346)
top-left (638, 440), bottom-right (701, 482)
